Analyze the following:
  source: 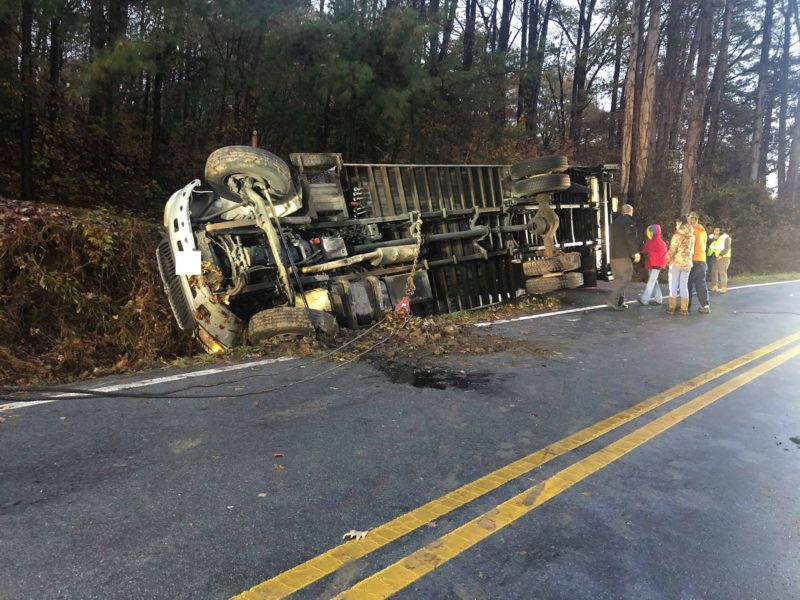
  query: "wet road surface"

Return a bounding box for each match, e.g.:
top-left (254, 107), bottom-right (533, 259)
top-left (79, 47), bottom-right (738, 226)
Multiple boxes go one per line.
top-left (2, 280), bottom-right (800, 599)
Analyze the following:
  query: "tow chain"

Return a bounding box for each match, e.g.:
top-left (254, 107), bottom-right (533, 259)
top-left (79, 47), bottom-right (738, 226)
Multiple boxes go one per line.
top-left (404, 211), bottom-right (424, 298)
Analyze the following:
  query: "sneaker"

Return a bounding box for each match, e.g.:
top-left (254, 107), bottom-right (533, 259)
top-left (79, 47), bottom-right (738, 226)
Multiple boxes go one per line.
top-left (649, 299), bottom-right (663, 306)
top-left (637, 297), bottom-right (647, 306)
top-left (698, 306), bottom-right (711, 314)
top-left (606, 302), bottom-right (625, 311)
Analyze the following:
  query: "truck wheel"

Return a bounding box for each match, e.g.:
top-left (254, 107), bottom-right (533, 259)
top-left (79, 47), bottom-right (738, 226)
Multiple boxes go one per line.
top-left (525, 276), bottom-right (562, 295)
top-left (205, 146), bottom-right (295, 203)
top-left (558, 252), bottom-right (582, 272)
top-left (247, 307), bottom-right (338, 344)
top-left (522, 252), bottom-right (581, 277)
top-left (510, 155), bottom-right (568, 181)
top-left (564, 272), bottom-right (584, 289)
top-left (510, 173), bottom-right (571, 198)
top-left (523, 257), bottom-right (561, 277)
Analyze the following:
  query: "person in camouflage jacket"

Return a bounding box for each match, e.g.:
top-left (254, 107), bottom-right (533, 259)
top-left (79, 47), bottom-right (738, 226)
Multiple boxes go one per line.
top-left (667, 216), bottom-right (695, 315)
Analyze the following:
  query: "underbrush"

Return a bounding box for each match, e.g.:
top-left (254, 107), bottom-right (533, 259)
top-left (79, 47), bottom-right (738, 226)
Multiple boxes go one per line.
top-left (0, 197), bottom-right (195, 384)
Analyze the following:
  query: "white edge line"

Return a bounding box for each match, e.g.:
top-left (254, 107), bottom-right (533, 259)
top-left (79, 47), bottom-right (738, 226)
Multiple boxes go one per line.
top-left (1, 356), bottom-right (295, 411)
top-left (474, 278), bottom-right (800, 328)
top-left (4, 279), bottom-right (799, 411)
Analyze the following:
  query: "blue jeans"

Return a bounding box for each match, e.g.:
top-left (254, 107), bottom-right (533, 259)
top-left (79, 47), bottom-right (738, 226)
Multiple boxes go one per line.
top-left (669, 265), bottom-right (691, 298)
top-left (640, 269), bottom-right (663, 303)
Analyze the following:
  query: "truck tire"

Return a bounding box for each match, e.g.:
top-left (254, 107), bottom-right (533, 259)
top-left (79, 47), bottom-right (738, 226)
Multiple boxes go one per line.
top-left (525, 276), bottom-right (562, 295)
top-left (523, 257), bottom-right (561, 277)
top-left (247, 307), bottom-right (338, 344)
top-left (510, 173), bottom-right (571, 198)
top-left (558, 252), bottom-right (582, 272)
top-left (510, 155), bottom-right (568, 180)
top-left (205, 146), bottom-right (295, 203)
top-left (522, 252), bottom-right (581, 277)
top-left (564, 271), bottom-right (584, 289)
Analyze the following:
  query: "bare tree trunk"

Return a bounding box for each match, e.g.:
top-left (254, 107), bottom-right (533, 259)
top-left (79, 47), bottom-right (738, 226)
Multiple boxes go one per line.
top-left (620, 0), bottom-right (642, 203)
top-left (48, 3), bottom-right (63, 124)
top-left (652, 0), bottom-right (694, 172)
top-left (21, 0), bottom-right (34, 200)
top-left (438, 0), bottom-right (457, 62)
top-left (759, 88), bottom-right (775, 183)
top-left (749, 0), bottom-right (775, 182)
top-left (631, 0), bottom-right (660, 202)
top-left (497, 0), bottom-right (513, 50)
top-left (426, 0), bottom-right (440, 70)
top-left (525, 0), bottom-right (553, 131)
top-left (787, 0), bottom-right (800, 201)
top-left (608, 11), bottom-right (623, 149)
top-left (517, 0), bottom-right (530, 121)
top-left (788, 112), bottom-right (800, 202)
top-left (149, 57), bottom-right (163, 179)
top-left (463, 0), bottom-right (477, 69)
top-left (680, 0), bottom-right (713, 215)
top-left (568, 0), bottom-right (598, 146)
top-left (702, 0), bottom-right (731, 170)
top-left (88, 0), bottom-right (105, 118)
top-left (777, 2), bottom-right (791, 196)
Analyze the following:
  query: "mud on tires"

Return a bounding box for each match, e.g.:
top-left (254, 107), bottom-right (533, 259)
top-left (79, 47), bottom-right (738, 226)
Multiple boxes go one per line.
top-left (205, 146), bottom-right (295, 203)
top-left (247, 307), bottom-right (338, 344)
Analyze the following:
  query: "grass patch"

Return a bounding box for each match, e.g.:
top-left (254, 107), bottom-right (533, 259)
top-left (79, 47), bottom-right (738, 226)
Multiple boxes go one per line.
top-left (730, 272), bottom-right (800, 284)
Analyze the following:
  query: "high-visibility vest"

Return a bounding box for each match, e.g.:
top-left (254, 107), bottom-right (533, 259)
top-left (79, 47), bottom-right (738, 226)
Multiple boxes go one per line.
top-left (708, 233), bottom-right (732, 258)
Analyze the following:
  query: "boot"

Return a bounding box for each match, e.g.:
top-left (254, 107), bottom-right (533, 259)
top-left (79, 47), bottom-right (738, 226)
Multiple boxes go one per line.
top-left (719, 287), bottom-right (727, 294)
top-left (710, 285), bottom-right (718, 292)
top-left (679, 297), bottom-right (690, 315)
top-left (667, 296), bottom-right (677, 315)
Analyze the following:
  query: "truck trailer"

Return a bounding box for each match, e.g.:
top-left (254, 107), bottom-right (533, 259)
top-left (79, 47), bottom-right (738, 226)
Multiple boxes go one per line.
top-left (157, 146), bottom-right (617, 352)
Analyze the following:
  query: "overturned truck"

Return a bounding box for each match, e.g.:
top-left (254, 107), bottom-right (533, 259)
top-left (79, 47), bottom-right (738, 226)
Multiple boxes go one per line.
top-left (157, 146), bottom-right (617, 352)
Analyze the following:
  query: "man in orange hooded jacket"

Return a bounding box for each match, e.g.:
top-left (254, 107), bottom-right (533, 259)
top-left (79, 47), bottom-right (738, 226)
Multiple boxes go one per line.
top-left (687, 211), bottom-right (710, 314)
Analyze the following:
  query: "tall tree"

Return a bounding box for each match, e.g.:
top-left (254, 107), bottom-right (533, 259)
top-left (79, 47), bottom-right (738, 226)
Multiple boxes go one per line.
top-left (680, 0), bottom-right (714, 214)
top-left (749, 0), bottom-right (775, 182)
top-left (776, 0), bottom-right (792, 196)
top-left (566, 0), bottom-right (598, 146)
top-left (463, 0), bottom-right (477, 69)
top-left (631, 0), bottom-right (661, 203)
top-left (20, 0), bottom-right (34, 199)
top-left (702, 0), bottom-right (732, 170)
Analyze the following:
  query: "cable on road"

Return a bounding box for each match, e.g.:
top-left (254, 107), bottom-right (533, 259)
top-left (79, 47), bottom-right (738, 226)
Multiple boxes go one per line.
top-left (0, 316), bottom-right (407, 404)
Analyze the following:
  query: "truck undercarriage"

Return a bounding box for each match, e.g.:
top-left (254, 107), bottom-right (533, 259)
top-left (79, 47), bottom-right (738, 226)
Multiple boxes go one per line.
top-left (157, 146), bottom-right (617, 352)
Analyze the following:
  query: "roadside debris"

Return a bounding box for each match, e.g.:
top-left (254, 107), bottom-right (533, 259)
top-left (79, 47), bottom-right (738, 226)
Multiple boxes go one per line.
top-left (342, 530), bottom-right (369, 541)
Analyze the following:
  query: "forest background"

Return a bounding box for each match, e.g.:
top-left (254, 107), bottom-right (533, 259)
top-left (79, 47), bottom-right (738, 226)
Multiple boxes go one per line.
top-left (4, 0), bottom-right (800, 262)
top-left (1, 0), bottom-right (800, 381)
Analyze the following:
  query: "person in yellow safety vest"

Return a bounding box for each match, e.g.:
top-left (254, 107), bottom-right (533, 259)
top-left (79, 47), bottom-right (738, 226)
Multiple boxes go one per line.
top-left (708, 226), bottom-right (732, 293)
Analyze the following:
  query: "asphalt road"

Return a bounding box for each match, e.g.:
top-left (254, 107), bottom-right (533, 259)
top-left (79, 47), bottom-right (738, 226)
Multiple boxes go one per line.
top-left (2, 280), bottom-right (800, 600)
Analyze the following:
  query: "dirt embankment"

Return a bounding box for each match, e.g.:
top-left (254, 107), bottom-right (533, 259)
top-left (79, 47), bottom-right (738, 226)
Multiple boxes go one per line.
top-left (0, 197), bottom-right (195, 384)
top-left (0, 197), bottom-right (560, 386)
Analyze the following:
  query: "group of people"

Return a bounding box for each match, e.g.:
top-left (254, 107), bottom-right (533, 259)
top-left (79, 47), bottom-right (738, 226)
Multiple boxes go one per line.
top-left (607, 204), bottom-right (732, 315)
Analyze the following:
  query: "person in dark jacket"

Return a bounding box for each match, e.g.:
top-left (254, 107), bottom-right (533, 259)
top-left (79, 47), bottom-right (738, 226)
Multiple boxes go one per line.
top-left (606, 204), bottom-right (640, 310)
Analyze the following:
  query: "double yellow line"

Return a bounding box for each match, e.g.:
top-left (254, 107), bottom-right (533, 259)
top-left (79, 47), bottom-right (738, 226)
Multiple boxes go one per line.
top-left (235, 331), bottom-right (800, 600)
